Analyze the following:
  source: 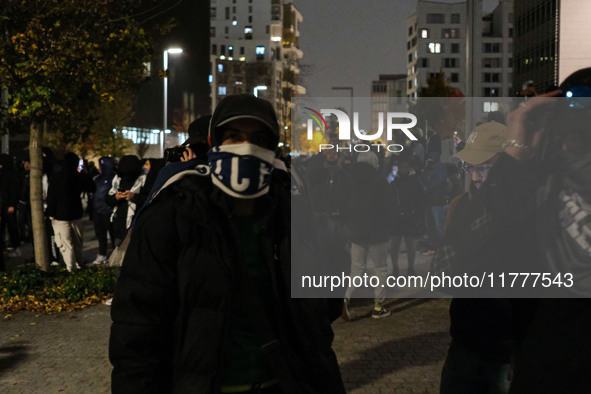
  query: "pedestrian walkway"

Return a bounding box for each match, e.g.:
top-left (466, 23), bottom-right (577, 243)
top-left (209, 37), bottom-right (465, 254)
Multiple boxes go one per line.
top-left (334, 298), bottom-right (450, 394)
top-left (3, 219), bottom-right (103, 271)
top-left (1, 219), bottom-right (452, 393)
top-left (0, 299), bottom-right (450, 393)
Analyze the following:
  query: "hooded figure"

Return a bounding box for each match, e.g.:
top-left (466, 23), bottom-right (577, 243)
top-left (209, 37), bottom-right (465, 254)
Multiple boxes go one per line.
top-left (106, 155), bottom-right (146, 244)
top-left (90, 157), bottom-right (116, 264)
top-left (46, 152), bottom-right (95, 271)
top-left (419, 151), bottom-right (448, 253)
top-left (110, 95), bottom-right (345, 393)
top-left (0, 154), bottom-right (21, 257)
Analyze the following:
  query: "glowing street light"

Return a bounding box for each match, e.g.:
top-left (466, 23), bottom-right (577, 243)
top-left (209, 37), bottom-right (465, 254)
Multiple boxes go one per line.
top-left (162, 47), bottom-right (183, 157)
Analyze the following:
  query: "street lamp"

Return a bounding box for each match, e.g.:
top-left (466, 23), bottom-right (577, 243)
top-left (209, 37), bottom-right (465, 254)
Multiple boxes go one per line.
top-left (331, 86), bottom-right (354, 116)
top-left (253, 85), bottom-right (267, 97)
top-left (162, 47), bottom-right (183, 157)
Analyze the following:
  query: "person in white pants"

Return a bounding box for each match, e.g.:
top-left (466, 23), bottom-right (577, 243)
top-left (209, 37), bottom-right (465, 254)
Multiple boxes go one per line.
top-left (45, 152), bottom-right (95, 271)
top-left (51, 219), bottom-right (83, 272)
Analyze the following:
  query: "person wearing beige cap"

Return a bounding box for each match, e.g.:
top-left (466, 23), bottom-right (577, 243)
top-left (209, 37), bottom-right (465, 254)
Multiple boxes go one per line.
top-left (452, 121), bottom-right (506, 192)
top-left (439, 121), bottom-right (514, 394)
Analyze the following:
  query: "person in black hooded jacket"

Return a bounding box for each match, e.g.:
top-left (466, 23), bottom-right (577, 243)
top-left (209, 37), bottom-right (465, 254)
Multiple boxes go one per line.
top-left (91, 157), bottom-right (116, 264)
top-left (432, 68), bottom-right (591, 394)
top-left (109, 94), bottom-right (345, 394)
top-left (46, 152), bottom-right (95, 271)
top-left (0, 154), bottom-right (21, 258)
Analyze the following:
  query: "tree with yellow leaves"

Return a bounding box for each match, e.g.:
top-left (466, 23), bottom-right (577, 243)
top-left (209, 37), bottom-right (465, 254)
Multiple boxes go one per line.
top-left (0, 0), bottom-right (153, 270)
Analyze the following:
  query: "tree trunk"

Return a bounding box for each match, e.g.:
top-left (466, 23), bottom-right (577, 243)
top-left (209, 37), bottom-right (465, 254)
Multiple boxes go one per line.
top-left (30, 121), bottom-right (49, 271)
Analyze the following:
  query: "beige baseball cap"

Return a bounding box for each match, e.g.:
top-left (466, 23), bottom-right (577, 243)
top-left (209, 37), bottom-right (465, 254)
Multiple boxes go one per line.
top-left (454, 121), bottom-right (506, 165)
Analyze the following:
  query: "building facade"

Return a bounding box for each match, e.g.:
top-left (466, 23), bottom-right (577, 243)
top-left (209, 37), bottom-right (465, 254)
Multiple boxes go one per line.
top-left (370, 74), bottom-right (407, 132)
top-left (406, 0), bottom-right (514, 97)
top-left (513, 0), bottom-right (591, 93)
top-left (210, 0), bottom-right (305, 132)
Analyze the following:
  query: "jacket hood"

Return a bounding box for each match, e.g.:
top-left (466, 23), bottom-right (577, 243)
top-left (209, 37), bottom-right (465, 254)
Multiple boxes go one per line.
top-left (43, 147), bottom-right (55, 175)
top-left (0, 154), bottom-right (13, 171)
top-left (63, 152), bottom-right (80, 171)
top-left (99, 157), bottom-right (115, 178)
top-left (117, 155), bottom-right (141, 180)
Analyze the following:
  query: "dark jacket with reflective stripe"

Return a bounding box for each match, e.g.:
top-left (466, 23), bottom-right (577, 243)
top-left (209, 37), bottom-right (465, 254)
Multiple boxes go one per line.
top-left (109, 171), bottom-right (345, 394)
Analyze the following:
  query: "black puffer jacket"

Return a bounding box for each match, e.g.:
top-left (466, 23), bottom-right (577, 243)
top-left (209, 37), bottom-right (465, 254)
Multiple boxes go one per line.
top-left (343, 162), bottom-right (393, 244)
top-left (389, 173), bottom-right (424, 237)
top-left (0, 154), bottom-right (18, 210)
top-left (46, 153), bottom-right (95, 220)
top-left (109, 170), bottom-right (345, 394)
top-left (93, 157), bottom-right (115, 216)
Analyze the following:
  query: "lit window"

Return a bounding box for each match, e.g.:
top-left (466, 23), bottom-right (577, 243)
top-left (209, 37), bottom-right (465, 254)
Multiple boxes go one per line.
top-left (483, 88), bottom-right (499, 97)
top-left (256, 46), bottom-right (265, 55)
top-left (208, 75), bottom-right (213, 83)
top-left (483, 102), bottom-right (499, 112)
top-left (218, 64), bottom-right (223, 72)
top-left (244, 26), bottom-right (253, 40)
top-left (428, 43), bottom-right (442, 53)
top-left (441, 28), bottom-right (459, 38)
top-left (218, 86), bottom-right (227, 95)
top-left (420, 29), bottom-right (429, 38)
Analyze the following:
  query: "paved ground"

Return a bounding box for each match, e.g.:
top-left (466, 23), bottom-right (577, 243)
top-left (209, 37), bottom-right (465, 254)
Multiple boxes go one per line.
top-left (3, 219), bottom-right (102, 271)
top-left (334, 298), bottom-right (451, 394)
top-left (0, 220), bottom-right (452, 393)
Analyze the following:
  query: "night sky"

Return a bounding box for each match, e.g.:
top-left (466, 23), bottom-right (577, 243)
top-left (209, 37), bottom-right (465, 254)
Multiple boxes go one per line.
top-left (294, 0), bottom-right (500, 98)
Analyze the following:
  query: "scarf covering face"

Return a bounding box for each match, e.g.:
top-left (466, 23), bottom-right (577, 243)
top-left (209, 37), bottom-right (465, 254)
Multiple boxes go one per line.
top-left (208, 143), bottom-right (275, 199)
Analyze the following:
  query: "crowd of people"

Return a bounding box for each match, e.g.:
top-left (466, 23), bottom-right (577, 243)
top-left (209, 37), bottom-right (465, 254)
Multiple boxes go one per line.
top-left (1, 153), bottom-right (32, 271)
top-left (292, 121), bottom-right (468, 318)
top-left (0, 148), bottom-right (169, 272)
top-left (1, 66), bottom-right (591, 393)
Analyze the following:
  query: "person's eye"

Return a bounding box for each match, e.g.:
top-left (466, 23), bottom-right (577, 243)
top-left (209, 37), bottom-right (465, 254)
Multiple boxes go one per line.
top-left (224, 132), bottom-right (240, 141)
top-left (254, 135), bottom-right (269, 147)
